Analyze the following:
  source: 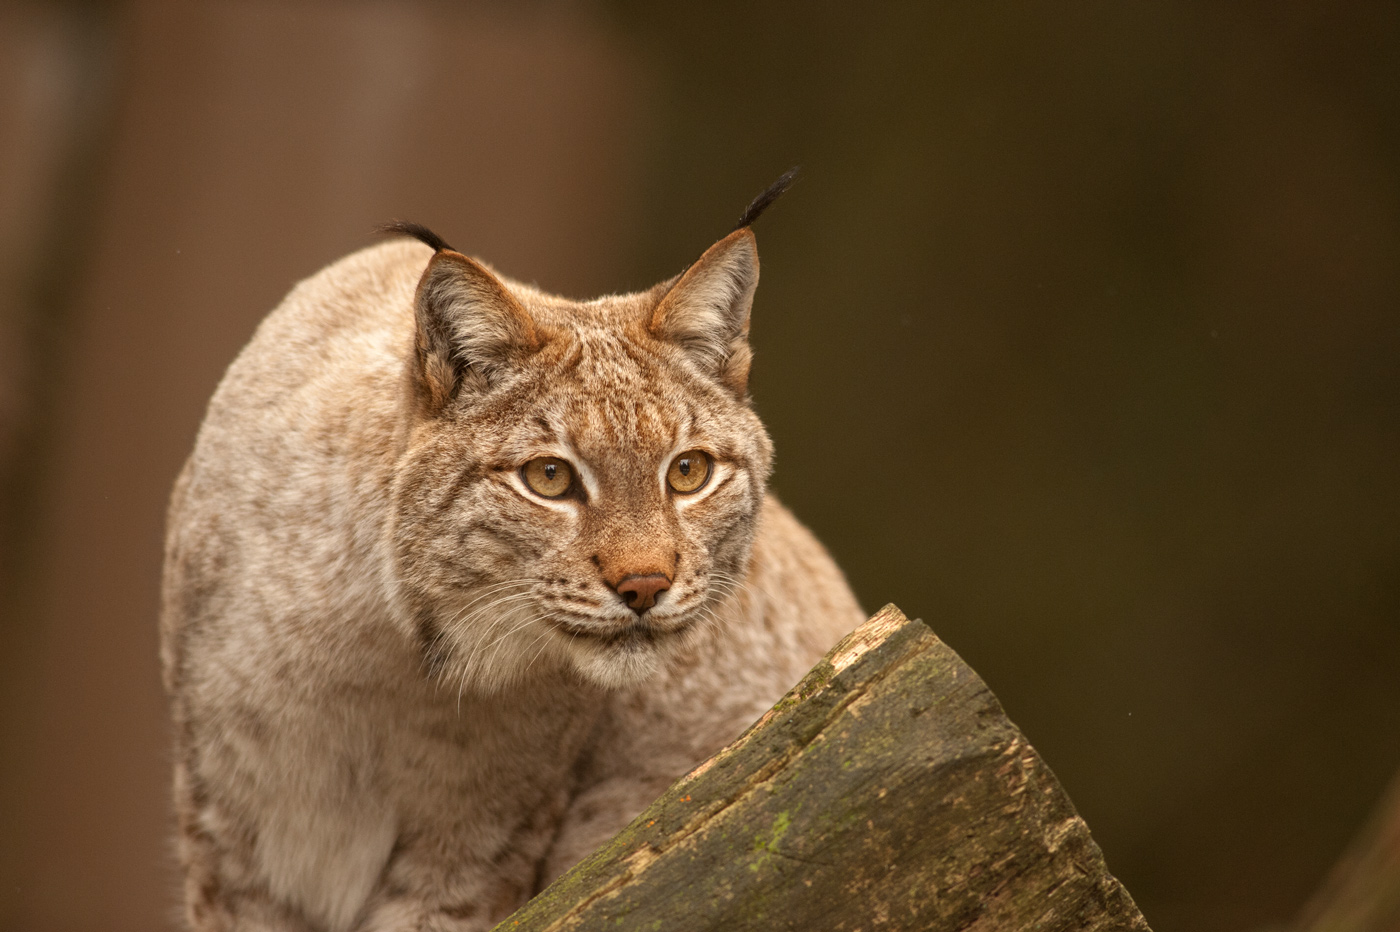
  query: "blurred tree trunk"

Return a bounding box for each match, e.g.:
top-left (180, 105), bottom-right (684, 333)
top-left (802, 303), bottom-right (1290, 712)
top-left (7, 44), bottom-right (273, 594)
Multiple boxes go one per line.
top-left (495, 605), bottom-right (1151, 932)
top-left (0, 5), bottom-right (119, 927)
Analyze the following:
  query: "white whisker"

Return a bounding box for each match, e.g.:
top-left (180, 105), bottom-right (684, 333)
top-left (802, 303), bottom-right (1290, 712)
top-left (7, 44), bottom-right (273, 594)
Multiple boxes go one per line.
top-left (520, 623), bottom-right (559, 680)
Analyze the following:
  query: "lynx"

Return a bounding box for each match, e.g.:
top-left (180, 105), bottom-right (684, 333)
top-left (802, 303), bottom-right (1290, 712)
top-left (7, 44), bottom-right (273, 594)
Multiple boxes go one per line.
top-left (160, 176), bottom-right (864, 931)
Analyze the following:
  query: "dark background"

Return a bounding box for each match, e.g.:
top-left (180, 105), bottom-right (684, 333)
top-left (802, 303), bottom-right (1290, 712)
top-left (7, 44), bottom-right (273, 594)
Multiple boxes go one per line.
top-left (2, 2), bottom-right (1397, 930)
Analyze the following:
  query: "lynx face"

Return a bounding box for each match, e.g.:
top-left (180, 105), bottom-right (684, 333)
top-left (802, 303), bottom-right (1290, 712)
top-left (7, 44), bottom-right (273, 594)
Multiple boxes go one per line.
top-left (389, 229), bottom-right (772, 692)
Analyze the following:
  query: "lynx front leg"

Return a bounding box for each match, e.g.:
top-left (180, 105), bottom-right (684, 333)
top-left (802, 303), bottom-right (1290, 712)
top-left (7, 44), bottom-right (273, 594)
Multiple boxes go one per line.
top-left (175, 803), bottom-right (321, 932)
top-left (358, 803), bottom-right (566, 932)
top-left (537, 648), bottom-right (790, 889)
top-left (181, 880), bottom-right (321, 932)
top-left (539, 771), bottom-right (678, 888)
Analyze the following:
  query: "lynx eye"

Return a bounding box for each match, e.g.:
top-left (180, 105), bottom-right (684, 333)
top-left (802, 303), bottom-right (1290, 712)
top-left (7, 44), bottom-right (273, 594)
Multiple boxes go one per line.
top-left (666, 450), bottom-right (712, 494)
top-left (522, 457), bottom-right (574, 498)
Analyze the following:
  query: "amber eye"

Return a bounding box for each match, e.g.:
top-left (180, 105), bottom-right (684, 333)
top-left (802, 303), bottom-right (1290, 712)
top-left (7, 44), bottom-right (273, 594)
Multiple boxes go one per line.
top-left (522, 457), bottom-right (574, 498)
top-left (667, 450), bottom-right (712, 494)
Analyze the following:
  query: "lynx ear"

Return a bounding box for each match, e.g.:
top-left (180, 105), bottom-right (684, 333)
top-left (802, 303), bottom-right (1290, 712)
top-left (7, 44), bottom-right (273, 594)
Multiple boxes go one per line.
top-left (649, 228), bottom-right (759, 395)
top-left (412, 250), bottom-right (543, 411)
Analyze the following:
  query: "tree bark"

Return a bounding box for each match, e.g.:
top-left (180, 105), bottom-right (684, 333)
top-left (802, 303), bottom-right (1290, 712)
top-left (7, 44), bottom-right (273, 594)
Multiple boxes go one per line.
top-left (495, 605), bottom-right (1151, 931)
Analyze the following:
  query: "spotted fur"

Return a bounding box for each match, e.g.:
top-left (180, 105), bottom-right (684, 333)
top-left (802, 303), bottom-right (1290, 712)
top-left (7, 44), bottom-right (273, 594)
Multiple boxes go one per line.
top-left (161, 227), bottom-right (864, 931)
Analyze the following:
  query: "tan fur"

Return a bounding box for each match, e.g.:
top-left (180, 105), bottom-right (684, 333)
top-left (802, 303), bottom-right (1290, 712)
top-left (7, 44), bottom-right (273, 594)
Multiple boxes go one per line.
top-left (161, 229), bottom-right (865, 931)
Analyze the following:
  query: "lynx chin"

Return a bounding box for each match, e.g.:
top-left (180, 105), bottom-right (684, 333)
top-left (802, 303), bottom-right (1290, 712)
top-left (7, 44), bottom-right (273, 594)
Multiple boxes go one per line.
top-left (160, 175), bottom-right (864, 931)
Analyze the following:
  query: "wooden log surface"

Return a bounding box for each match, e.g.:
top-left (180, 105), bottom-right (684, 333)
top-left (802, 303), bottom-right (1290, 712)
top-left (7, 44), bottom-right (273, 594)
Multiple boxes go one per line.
top-left (1290, 767), bottom-right (1400, 932)
top-left (496, 605), bottom-right (1151, 932)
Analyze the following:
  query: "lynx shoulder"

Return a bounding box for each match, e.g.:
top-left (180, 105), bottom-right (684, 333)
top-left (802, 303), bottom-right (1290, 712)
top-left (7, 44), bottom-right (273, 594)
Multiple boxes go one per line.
top-left (161, 190), bottom-right (863, 931)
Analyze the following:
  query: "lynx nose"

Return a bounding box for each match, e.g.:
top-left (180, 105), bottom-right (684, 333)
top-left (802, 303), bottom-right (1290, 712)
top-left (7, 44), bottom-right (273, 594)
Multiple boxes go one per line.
top-left (614, 574), bottom-right (671, 614)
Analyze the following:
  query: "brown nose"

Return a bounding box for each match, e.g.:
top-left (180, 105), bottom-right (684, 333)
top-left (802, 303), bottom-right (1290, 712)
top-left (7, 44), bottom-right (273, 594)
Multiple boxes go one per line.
top-left (614, 574), bottom-right (671, 613)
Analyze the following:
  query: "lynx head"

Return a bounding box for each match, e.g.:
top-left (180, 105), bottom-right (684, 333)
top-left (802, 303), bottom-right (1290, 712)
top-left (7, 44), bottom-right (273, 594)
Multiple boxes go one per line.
top-left (385, 176), bottom-right (795, 693)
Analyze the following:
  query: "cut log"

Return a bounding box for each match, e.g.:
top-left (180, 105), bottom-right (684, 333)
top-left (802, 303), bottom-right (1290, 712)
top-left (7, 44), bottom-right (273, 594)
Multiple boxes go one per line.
top-left (495, 605), bottom-right (1151, 931)
top-left (1290, 768), bottom-right (1400, 932)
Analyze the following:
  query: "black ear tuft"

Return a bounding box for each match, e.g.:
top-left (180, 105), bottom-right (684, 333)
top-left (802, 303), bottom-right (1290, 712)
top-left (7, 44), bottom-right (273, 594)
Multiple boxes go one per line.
top-left (376, 220), bottom-right (456, 254)
top-left (733, 166), bottom-right (800, 232)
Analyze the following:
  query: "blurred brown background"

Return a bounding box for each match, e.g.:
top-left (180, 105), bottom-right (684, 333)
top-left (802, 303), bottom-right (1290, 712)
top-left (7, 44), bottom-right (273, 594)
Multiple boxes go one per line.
top-left (1, 2), bottom-right (1397, 930)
